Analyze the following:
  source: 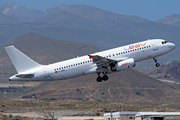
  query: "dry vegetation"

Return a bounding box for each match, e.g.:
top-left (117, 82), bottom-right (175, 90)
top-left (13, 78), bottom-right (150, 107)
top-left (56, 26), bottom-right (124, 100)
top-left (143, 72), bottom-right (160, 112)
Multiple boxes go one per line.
top-left (0, 98), bottom-right (180, 117)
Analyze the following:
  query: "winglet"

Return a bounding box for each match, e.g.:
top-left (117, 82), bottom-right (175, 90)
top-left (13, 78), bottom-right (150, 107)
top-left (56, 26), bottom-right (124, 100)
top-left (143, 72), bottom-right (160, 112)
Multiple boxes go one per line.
top-left (88, 55), bottom-right (93, 59)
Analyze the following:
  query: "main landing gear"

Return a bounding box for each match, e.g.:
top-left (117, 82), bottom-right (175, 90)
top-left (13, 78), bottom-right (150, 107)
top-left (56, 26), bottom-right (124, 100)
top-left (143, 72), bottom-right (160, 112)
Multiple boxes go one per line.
top-left (153, 57), bottom-right (160, 67)
top-left (96, 72), bottom-right (109, 82)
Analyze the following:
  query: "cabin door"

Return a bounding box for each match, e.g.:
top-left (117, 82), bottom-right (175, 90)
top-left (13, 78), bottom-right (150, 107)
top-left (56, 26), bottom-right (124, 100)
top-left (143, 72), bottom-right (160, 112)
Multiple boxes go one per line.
top-left (152, 41), bottom-right (158, 51)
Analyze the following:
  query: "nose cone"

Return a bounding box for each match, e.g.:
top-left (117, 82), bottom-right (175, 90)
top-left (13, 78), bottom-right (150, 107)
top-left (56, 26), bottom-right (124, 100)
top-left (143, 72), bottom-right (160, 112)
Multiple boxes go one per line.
top-left (169, 43), bottom-right (176, 51)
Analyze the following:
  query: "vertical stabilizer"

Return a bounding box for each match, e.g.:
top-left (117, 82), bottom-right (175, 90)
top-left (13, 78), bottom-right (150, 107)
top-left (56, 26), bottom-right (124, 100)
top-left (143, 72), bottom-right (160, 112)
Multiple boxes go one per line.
top-left (5, 46), bottom-right (41, 73)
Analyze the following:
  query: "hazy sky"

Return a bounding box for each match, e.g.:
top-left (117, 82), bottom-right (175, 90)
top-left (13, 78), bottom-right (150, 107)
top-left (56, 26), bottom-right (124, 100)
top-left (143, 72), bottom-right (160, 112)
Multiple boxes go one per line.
top-left (0, 0), bottom-right (180, 21)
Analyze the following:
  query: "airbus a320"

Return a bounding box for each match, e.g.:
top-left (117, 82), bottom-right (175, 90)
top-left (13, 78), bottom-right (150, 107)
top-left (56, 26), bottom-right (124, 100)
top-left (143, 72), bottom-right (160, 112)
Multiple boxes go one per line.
top-left (5, 39), bottom-right (175, 82)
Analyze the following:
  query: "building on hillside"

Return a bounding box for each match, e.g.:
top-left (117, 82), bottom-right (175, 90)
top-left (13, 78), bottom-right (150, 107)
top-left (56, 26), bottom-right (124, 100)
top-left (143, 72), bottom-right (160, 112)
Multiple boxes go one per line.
top-left (58, 116), bottom-right (104, 120)
top-left (104, 112), bottom-right (180, 120)
top-left (104, 113), bottom-right (112, 120)
top-left (104, 112), bottom-right (138, 120)
top-left (135, 112), bottom-right (180, 120)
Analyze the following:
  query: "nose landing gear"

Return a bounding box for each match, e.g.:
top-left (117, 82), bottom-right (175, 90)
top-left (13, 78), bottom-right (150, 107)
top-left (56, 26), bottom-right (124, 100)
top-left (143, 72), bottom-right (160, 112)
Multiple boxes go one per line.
top-left (153, 58), bottom-right (160, 67)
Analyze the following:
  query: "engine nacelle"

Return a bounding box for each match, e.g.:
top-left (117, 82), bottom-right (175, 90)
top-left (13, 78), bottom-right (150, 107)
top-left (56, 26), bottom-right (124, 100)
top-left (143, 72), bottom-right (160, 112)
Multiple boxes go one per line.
top-left (111, 58), bottom-right (135, 71)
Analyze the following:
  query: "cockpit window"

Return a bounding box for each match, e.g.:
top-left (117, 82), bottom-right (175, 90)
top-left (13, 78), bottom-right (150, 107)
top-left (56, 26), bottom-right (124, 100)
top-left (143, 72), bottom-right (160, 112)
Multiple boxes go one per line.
top-left (162, 41), bottom-right (167, 44)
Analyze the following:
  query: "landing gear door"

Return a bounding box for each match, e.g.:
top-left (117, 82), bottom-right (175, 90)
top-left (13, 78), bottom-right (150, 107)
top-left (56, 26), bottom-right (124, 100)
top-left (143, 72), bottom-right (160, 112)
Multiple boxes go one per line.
top-left (152, 41), bottom-right (158, 51)
top-left (43, 67), bottom-right (50, 78)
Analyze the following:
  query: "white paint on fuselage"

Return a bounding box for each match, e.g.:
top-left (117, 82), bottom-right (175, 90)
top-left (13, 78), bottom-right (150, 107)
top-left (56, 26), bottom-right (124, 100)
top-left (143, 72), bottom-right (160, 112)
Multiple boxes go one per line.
top-left (46, 39), bottom-right (175, 80)
top-left (9, 39), bottom-right (175, 81)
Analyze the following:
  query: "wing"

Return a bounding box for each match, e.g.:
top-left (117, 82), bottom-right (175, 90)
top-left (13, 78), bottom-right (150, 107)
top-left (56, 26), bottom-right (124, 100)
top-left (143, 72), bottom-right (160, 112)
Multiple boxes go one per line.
top-left (88, 54), bottom-right (128, 70)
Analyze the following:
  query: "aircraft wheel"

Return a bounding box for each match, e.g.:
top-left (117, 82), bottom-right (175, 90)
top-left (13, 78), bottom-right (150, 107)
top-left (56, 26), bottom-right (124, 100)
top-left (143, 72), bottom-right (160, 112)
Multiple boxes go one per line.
top-left (97, 76), bottom-right (102, 82)
top-left (102, 75), bottom-right (108, 81)
top-left (156, 63), bottom-right (160, 67)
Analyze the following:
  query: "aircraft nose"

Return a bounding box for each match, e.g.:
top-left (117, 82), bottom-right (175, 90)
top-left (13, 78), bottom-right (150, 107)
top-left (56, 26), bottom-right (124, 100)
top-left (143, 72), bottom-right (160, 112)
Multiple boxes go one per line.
top-left (169, 43), bottom-right (176, 51)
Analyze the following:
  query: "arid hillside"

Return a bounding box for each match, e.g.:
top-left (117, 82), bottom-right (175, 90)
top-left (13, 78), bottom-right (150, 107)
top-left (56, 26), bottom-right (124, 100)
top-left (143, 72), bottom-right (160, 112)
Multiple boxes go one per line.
top-left (149, 61), bottom-right (180, 82)
top-left (23, 69), bottom-right (179, 103)
top-left (0, 33), bottom-right (179, 104)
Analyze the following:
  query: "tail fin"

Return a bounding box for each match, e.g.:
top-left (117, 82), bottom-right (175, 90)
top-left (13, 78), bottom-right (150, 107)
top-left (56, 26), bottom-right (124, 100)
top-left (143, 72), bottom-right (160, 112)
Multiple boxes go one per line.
top-left (5, 46), bottom-right (41, 73)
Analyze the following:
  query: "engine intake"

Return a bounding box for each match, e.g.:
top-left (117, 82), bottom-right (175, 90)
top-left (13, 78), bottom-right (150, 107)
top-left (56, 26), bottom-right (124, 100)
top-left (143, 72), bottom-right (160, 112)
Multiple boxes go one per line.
top-left (111, 58), bottom-right (135, 71)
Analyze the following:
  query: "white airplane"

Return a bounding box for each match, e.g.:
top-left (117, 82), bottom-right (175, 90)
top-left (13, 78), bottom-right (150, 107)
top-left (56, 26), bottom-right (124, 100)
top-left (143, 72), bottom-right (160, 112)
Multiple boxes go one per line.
top-left (5, 39), bottom-right (175, 82)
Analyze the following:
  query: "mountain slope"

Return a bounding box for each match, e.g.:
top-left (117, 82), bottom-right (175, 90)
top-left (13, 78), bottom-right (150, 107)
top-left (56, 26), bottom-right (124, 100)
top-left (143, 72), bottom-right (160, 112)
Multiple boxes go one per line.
top-left (0, 4), bottom-right (179, 62)
top-left (156, 14), bottom-right (180, 26)
top-left (35, 4), bottom-right (149, 33)
top-left (0, 12), bottom-right (31, 23)
top-left (0, 2), bottom-right (45, 20)
top-left (24, 69), bottom-right (178, 103)
top-left (149, 60), bottom-right (180, 81)
top-left (0, 12), bottom-right (6, 23)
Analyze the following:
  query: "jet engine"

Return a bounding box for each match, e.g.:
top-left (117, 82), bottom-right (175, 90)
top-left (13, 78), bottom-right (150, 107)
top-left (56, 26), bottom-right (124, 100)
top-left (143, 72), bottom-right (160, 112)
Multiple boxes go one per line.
top-left (111, 58), bottom-right (135, 71)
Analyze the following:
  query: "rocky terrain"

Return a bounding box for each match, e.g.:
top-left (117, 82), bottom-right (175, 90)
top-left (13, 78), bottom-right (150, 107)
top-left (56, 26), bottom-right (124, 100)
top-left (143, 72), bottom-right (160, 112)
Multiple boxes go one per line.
top-left (149, 61), bottom-right (180, 82)
top-left (0, 99), bottom-right (179, 119)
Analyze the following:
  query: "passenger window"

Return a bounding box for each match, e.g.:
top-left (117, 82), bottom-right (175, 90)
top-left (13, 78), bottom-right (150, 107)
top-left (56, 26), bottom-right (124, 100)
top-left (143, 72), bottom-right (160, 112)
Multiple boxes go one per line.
top-left (116, 54), bottom-right (118, 55)
top-left (54, 69), bottom-right (56, 71)
top-left (119, 53), bottom-right (121, 55)
top-left (113, 54), bottom-right (115, 56)
top-left (149, 45), bottom-right (151, 47)
top-left (142, 47), bottom-right (143, 49)
top-left (109, 55), bottom-right (111, 57)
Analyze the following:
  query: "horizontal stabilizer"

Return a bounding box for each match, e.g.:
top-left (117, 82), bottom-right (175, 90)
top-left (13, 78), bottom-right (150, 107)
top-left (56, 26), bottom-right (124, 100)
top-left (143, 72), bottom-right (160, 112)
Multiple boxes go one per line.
top-left (16, 74), bottom-right (34, 78)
